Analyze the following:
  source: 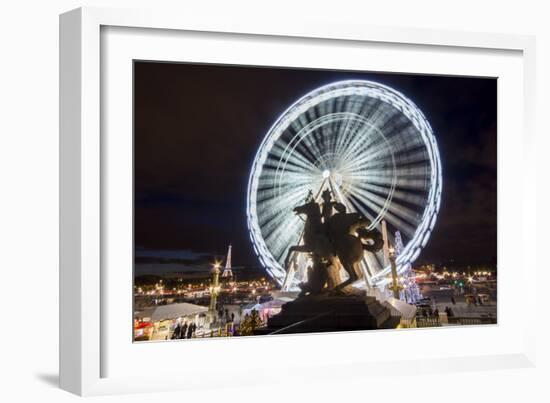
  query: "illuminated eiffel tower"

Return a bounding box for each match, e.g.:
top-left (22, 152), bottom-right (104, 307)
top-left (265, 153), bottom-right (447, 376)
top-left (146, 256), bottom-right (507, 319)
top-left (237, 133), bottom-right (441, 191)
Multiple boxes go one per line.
top-left (221, 244), bottom-right (233, 278)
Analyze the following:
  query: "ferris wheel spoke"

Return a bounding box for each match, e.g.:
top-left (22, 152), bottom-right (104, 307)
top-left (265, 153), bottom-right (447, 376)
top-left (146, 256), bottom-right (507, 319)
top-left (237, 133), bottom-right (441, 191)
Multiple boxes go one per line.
top-left (282, 137), bottom-right (322, 172)
top-left (333, 113), bottom-right (368, 156)
top-left (259, 209), bottom-right (300, 235)
top-left (303, 128), bottom-right (334, 160)
top-left (351, 169), bottom-right (429, 193)
top-left (369, 185), bottom-right (427, 207)
top-left (392, 172), bottom-right (431, 190)
top-left (257, 189), bottom-right (308, 215)
top-left (377, 210), bottom-right (417, 239)
top-left (269, 143), bottom-right (318, 172)
top-left (345, 193), bottom-right (377, 223)
top-left (360, 166), bottom-right (430, 184)
top-left (338, 123), bottom-right (383, 164)
top-left (276, 147), bottom-right (318, 174)
top-left (344, 186), bottom-right (395, 224)
top-left (344, 155), bottom-right (396, 177)
top-left (346, 138), bottom-right (427, 171)
top-left (258, 168), bottom-right (315, 182)
top-left (258, 172), bottom-right (316, 188)
top-left (258, 184), bottom-right (307, 205)
top-left (340, 132), bottom-right (404, 173)
top-left (346, 184), bottom-right (419, 231)
top-left (349, 181), bottom-right (395, 201)
top-left (335, 104), bottom-right (363, 148)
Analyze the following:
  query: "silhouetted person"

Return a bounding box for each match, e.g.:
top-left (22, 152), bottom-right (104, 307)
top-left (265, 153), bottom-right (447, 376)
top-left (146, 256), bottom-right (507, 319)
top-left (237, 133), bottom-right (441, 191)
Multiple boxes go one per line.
top-left (186, 322), bottom-right (194, 339)
top-left (172, 323), bottom-right (181, 340)
top-left (180, 322), bottom-right (188, 339)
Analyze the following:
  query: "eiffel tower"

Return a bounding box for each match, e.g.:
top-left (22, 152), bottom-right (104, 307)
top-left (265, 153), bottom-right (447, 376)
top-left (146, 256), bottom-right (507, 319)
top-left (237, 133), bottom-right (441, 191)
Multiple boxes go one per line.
top-left (221, 244), bottom-right (233, 278)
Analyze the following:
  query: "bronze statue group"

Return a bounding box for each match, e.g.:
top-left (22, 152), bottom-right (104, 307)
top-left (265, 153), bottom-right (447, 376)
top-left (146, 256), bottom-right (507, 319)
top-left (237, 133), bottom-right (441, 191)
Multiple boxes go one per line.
top-left (285, 189), bottom-right (383, 295)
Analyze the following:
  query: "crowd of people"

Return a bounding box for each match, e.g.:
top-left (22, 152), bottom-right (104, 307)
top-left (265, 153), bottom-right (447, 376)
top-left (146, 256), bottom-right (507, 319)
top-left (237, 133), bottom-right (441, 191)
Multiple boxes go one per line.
top-left (218, 308), bottom-right (236, 324)
top-left (171, 320), bottom-right (197, 339)
top-left (418, 307), bottom-right (440, 318)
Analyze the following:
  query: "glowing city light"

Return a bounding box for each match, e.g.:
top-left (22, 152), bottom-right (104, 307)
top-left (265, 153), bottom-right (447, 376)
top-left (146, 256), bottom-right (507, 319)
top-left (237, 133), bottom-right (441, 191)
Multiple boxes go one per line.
top-left (246, 80), bottom-right (442, 289)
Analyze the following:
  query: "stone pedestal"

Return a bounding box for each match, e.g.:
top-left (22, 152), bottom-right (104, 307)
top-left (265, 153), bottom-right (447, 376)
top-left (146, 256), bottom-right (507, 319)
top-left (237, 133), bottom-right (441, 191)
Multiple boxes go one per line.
top-left (260, 293), bottom-right (399, 335)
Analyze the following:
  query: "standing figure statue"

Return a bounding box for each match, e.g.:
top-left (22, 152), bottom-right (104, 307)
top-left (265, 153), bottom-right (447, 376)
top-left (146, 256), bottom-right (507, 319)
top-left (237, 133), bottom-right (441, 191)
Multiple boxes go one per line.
top-left (321, 189), bottom-right (338, 223)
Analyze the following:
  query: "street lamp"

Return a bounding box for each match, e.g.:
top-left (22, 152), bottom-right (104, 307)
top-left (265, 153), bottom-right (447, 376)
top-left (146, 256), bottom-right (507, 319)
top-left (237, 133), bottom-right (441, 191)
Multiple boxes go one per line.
top-left (388, 245), bottom-right (400, 299)
top-left (208, 261), bottom-right (222, 323)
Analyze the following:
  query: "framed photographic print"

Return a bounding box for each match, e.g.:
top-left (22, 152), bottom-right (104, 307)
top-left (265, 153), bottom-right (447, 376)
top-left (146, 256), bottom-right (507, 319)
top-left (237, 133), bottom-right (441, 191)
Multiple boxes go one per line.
top-left (132, 61), bottom-right (493, 340)
top-left (60, 7), bottom-right (537, 396)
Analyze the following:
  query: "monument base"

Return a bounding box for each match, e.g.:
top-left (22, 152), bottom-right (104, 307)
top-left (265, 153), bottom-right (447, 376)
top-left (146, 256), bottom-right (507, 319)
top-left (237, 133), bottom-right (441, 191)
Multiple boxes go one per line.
top-left (258, 292), bottom-right (400, 335)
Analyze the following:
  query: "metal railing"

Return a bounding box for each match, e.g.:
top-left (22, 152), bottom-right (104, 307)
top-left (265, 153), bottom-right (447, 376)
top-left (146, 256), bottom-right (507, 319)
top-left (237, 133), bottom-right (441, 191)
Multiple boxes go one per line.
top-left (268, 311), bottom-right (335, 335)
top-left (416, 317), bottom-right (441, 327)
top-left (447, 316), bottom-right (496, 325)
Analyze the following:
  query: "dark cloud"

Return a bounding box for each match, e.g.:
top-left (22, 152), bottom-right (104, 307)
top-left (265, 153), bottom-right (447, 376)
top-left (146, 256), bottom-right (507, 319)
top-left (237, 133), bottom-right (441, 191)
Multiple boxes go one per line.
top-left (134, 62), bottom-right (497, 269)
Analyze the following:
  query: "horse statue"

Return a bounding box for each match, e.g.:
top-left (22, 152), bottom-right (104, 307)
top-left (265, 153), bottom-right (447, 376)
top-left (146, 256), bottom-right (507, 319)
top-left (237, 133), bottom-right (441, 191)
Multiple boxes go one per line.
top-left (284, 193), bottom-right (383, 293)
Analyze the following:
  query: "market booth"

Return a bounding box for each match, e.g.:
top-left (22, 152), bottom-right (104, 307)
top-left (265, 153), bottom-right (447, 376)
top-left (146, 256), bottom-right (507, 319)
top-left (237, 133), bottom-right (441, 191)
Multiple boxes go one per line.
top-left (242, 297), bottom-right (294, 322)
top-left (134, 302), bottom-right (209, 341)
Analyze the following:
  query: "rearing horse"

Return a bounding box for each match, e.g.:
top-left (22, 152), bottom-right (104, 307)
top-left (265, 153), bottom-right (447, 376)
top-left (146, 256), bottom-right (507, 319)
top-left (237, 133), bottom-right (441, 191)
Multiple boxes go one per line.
top-left (284, 200), bottom-right (379, 292)
top-left (284, 200), bottom-right (333, 268)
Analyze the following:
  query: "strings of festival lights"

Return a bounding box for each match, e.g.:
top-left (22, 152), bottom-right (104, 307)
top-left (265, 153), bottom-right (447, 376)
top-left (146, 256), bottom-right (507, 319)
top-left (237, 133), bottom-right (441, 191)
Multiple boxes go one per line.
top-left (247, 80), bottom-right (442, 290)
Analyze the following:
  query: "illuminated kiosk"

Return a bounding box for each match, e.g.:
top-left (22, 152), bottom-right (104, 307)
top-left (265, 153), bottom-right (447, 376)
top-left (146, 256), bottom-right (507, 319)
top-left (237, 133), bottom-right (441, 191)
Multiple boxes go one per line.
top-left (247, 80), bottom-right (442, 295)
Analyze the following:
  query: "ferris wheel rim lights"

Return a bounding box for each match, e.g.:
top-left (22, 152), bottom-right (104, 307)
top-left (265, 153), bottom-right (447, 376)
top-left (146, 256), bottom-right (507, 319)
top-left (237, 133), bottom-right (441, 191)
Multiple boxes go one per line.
top-left (246, 80), bottom-right (442, 286)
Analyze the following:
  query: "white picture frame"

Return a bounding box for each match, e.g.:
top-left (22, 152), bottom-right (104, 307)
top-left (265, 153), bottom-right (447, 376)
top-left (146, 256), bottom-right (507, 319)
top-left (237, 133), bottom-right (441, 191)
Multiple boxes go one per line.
top-left (60, 6), bottom-right (537, 396)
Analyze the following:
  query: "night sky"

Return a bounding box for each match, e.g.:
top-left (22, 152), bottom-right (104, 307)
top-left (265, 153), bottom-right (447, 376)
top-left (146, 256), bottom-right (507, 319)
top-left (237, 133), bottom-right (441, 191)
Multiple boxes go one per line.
top-left (134, 61), bottom-right (496, 274)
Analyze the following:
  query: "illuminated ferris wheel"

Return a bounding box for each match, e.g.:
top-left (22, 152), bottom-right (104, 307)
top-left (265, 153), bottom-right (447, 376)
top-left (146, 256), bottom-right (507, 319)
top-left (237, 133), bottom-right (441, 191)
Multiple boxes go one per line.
top-left (246, 80), bottom-right (442, 290)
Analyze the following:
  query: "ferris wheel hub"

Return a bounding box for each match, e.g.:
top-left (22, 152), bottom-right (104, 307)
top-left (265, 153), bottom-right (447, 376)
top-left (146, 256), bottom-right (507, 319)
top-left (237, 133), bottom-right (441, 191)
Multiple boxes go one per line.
top-left (322, 169), bottom-right (331, 179)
